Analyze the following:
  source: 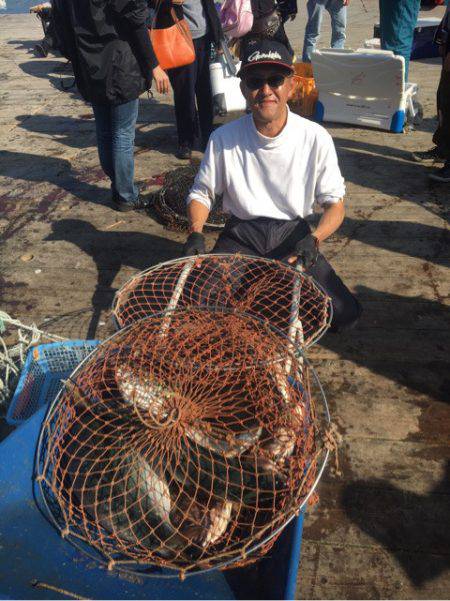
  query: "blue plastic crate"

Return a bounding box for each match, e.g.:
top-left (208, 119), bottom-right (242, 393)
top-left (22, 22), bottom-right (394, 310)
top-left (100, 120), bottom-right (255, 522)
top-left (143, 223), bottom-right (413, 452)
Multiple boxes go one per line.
top-left (6, 340), bottom-right (100, 426)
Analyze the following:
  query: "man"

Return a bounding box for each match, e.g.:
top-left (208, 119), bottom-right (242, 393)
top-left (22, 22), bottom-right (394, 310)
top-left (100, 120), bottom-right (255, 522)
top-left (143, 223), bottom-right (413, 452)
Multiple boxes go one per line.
top-left (412, 2), bottom-right (450, 182)
top-left (302, 0), bottom-right (349, 64)
top-left (52, 0), bottom-right (170, 211)
top-left (183, 39), bottom-right (361, 331)
top-left (379, 0), bottom-right (421, 81)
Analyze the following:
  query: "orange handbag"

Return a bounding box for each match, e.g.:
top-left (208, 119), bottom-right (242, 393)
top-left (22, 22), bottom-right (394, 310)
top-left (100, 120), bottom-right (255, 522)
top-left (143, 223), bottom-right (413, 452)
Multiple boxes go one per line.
top-left (149, 6), bottom-right (196, 70)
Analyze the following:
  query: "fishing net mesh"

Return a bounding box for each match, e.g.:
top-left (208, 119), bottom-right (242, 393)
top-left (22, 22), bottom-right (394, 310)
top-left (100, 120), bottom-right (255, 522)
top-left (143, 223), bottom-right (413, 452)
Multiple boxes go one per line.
top-left (112, 255), bottom-right (332, 349)
top-left (151, 166), bottom-right (226, 231)
top-left (35, 309), bottom-right (328, 577)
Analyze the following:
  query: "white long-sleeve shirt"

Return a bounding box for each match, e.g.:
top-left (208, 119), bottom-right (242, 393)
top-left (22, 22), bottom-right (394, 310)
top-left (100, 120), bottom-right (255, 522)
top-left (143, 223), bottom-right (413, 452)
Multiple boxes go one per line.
top-left (187, 109), bottom-right (345, 220)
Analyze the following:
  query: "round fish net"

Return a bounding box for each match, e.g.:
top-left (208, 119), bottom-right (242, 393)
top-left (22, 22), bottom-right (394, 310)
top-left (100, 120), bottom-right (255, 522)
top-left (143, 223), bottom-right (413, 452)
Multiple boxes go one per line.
top-left (35, 309), bottom-right (330, 578)
top-left (112, 255), bottom-right (332, 349)
top-left (151, 166), bottom-right (226, 231)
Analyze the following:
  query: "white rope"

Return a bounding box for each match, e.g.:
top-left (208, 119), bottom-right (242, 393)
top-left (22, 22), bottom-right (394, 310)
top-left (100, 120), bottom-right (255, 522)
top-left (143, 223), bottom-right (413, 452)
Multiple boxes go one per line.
top-left (0, 311), bottom-right (67, 411)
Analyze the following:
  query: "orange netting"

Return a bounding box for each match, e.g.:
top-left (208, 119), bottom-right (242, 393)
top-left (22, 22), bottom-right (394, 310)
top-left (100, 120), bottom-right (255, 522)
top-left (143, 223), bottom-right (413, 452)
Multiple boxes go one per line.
top-left (35, 309), bottom-right (329, 578)
top-left (112, 255), bottom-right (332, 349)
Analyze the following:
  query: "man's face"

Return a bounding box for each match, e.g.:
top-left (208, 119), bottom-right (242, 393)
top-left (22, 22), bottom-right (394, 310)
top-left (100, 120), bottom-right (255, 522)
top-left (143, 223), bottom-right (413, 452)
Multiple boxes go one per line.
top-left (240, 65), bottom-right (294, 125)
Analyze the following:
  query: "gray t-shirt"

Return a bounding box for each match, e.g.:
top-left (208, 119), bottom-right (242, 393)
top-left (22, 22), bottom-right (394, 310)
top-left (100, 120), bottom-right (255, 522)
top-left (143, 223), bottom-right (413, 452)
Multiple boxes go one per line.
top-left (183, 0), bottom-right (208, 39)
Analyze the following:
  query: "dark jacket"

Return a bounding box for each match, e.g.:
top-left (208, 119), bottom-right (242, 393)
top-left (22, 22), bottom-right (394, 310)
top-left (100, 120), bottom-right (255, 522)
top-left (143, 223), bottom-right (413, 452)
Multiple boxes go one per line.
top-left (52, 0), bottom-right (158, 105)
top-left (201, 0), bottom-right (225, 45)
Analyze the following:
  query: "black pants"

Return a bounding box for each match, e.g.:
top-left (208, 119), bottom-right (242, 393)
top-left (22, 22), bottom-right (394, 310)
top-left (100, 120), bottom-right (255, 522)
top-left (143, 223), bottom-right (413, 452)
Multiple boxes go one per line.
top-left (433, 59), bottom-right (450, 160)
top-left (212, 216), bottom-right (362, 331)
top-left (167, 35), bottom-right (214, 150)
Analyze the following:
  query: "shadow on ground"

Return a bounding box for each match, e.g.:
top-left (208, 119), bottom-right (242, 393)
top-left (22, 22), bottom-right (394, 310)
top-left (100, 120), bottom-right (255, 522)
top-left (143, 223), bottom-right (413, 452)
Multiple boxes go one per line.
top-left (320, 285), bottom-right (449, 403)
top-left (338, 217), bottom-right (449, 266)
top-left (0, 150), bottom-right (109, 212)
top-left (45, 218), bottom-right (183, 337)
top-left (334, 137), bottom-right (450, 222)
top-left (7, 39), bottom-right (40, 52)
top-left (342, 460), bottom-right (450, 586)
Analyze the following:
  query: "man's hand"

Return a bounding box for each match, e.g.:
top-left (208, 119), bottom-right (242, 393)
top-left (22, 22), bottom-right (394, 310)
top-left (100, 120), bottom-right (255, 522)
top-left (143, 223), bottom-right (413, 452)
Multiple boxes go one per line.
top-left (288, 234), bottom-right (319, 270)
top-left (343, 0), bottom-right (349, 5)
top-left (183, 232), bottom-right (206, 256)
top-left (152, 65), bottom-right (170, 94)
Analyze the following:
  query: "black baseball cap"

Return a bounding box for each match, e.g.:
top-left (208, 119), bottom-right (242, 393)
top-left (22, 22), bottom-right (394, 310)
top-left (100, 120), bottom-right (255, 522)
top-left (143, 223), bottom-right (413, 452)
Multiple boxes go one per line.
top-left (238, 39), bottom-right (294, 77)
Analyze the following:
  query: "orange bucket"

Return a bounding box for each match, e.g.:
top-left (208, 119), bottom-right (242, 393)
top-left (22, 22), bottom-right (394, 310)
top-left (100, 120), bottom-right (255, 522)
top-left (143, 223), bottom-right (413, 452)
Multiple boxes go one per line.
top-left (289, 63), bottom-right (318, 118)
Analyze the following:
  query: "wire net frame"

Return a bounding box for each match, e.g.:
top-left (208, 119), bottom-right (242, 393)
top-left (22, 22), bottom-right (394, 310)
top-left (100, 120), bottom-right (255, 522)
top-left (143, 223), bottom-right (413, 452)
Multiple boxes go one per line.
top-left (34, 308), bottom-right (330, 580)
top-left (112, 254), bottom-right (333, 351)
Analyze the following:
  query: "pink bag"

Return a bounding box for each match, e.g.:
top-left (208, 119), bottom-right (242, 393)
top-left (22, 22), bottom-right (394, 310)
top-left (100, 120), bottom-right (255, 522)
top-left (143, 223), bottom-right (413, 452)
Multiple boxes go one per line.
top-left (219, 0), bottom-right (254, 38)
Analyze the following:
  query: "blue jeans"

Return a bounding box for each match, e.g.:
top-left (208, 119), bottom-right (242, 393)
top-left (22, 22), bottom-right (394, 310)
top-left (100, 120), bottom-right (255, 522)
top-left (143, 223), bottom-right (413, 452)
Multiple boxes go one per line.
top-left (379, 0), bottom-right (420, 81)
top-left (92, 99), bottom-right (139, 205)
top-left (302, 0), bottom-right (347, 63)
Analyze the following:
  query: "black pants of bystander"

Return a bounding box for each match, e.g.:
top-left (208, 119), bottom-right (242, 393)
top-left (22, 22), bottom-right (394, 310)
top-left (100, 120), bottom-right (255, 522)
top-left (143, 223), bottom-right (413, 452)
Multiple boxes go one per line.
top-left (167, 35), bottom-right (214, 150)
top-left (433, 56), bottom-right (450, 159)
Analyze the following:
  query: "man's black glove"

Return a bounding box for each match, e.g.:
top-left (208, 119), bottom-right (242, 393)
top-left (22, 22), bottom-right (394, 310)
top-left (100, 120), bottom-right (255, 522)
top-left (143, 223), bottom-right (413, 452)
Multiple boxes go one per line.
top-left (183, 232), bottom-right (206, 256)
top-left (294, 234), bottom-right (319, 270)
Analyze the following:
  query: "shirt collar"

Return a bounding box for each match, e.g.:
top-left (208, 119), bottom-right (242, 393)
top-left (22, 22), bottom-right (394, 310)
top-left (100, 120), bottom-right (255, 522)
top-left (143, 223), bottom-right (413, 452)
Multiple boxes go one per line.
top-left (250, 106), bottom-right (291, 148)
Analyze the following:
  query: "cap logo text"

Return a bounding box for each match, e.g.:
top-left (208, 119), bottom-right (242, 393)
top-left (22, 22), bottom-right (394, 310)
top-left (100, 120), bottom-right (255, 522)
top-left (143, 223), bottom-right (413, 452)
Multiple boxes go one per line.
top-left (247, 50), bottom-right (282, 62)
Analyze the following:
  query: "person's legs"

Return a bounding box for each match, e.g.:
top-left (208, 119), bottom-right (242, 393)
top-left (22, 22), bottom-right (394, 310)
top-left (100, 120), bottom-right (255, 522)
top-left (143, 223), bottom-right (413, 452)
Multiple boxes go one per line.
top-left (379, 0), bottom-right (421, 81)
top-left (327, 0), bottom-right (347, 49)
top-left (92, 102), bottom-right (115, 185)
top-left (429, 60), bottom-right (450, 181)
top-left (110, 98), bottom-right (139, 206)
top-left (168, 56), bottom-right (199, 153)
top-left (306, 255), bottom-right (362, 330)
top-left (433, 63), bottom-right (450, 159)
top-left (302, 0), bottom-right (326, 63)
top-left (194, 36), bottom-right (214, 151)
top-left (413, 53), bottom-right (450, 165)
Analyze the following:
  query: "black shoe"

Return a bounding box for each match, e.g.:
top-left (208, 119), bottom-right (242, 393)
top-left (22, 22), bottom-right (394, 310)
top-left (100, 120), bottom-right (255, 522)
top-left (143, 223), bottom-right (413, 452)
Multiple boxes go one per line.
top-left (34, 42), bottom-right (49, 58)
top-left (113, 194), bottom-right (149, 212)
top-left (429, 162), bottom-right (450, 182)
top-left (176, 145), bottom-right (192, 160)
top-left (411, 147), bottom-right (445, 163)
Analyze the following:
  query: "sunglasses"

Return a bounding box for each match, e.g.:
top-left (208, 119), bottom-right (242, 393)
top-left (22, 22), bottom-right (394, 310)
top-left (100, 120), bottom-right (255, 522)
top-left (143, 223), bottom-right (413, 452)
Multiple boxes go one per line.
top-left (243, 73), bottom-right (289, 91)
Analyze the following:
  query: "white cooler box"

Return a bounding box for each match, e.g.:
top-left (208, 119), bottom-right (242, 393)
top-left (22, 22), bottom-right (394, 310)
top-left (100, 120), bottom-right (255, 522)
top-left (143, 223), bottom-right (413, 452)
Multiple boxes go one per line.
top-left (210, 55), bottom-right (247, 116)
top-left (311, 48), bottom-right (419, 133)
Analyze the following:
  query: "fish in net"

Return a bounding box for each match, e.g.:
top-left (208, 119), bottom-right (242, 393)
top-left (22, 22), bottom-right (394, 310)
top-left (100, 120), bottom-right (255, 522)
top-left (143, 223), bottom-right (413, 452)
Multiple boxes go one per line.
top-left (35, 309), bottom-right (330, 578)
top-left (151, 166), bottom-right (226, 231)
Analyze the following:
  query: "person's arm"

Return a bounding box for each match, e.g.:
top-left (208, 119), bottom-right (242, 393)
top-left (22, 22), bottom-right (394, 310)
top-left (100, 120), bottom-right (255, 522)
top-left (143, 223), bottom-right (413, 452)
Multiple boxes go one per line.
top-left (110, 0), bottom-right (170, 94)
top-left (187, 200), bottom-right (211, 233)
top-left (183, 200), bottom-right (211, 255)
top-left (313, 199), bottom-right (345, 242)
top-left (289, 129), bottom-right (346, 268)
top-left (287, 200), bottom-right (345, 267)
top-left (183, 135), bottom-right (225, 255)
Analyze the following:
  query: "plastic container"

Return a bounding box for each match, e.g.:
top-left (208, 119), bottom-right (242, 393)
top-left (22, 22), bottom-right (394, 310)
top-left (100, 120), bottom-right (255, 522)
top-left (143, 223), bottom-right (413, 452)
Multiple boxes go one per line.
top-left (6, 340), bottom-right (99, 425)
top-left (0, 404), bottom-right (305, 600)
top-left (311, 48), bottom-right (418, 132)
top-left (289, 63), bottom-right (319, 118)
top-left (210, 57), bottom-right (247, 116)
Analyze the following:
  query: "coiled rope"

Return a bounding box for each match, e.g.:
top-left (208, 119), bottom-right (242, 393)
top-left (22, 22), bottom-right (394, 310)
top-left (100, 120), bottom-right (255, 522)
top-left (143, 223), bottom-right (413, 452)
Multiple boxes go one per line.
top-left (0, 311), bottom-right (67, 411)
